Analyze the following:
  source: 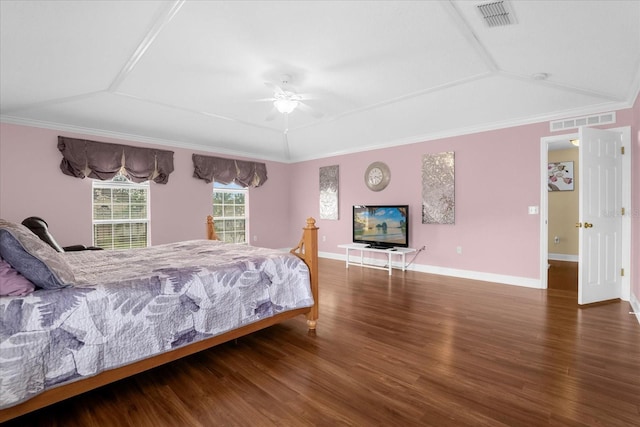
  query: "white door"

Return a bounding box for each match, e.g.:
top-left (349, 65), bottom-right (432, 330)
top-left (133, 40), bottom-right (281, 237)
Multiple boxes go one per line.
top-left (578, 127), bottom-right (622, 305)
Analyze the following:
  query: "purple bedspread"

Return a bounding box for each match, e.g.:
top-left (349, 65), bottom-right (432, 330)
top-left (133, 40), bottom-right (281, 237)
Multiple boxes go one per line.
top-left (0, 240), bottom-right (313, 409)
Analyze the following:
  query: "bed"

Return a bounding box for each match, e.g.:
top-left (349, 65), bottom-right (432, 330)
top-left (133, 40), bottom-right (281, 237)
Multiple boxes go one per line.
top-left (0, 216), bottom-right (319, 422)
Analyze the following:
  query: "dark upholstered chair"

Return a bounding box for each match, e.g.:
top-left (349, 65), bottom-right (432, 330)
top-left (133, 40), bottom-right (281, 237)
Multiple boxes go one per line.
top-left (21, 217), bottom-right (102, 252)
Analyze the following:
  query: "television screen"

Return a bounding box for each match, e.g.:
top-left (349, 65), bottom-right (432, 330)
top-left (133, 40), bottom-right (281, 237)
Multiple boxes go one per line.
top-left (352, 205), bottom-right (409, 249)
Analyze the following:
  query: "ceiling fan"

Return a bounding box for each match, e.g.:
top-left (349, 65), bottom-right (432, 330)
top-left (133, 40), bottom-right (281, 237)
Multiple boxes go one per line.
top-left (261, 75), bottom-right (323, 122)
top-left (259, 75), bottom-right (323, 160)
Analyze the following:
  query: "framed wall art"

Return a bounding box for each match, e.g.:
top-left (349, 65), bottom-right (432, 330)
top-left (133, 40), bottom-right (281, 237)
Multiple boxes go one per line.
top-left (548, 161), bottom-right (574, 191)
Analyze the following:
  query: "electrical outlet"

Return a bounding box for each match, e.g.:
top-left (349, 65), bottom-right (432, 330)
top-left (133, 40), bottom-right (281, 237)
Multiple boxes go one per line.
top-left (420, 245), bottom-right (426, 251)
top-left (253, 235), bottom-right (258, 242)
top-left (456, 246), bottom-right (462, 254)
top-left (322, 235), bottom-right (326, 242)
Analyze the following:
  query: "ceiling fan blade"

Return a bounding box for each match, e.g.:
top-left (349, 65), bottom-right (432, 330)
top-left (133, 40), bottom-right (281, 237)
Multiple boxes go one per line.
top-left (297, 93), bottom-right (317, 100)
top-left (265, 107), bottom-right (278, 121)
top-left (297, 101), bottom-right (324, 119)
top-left (264, 81), bottom-right (286, 96)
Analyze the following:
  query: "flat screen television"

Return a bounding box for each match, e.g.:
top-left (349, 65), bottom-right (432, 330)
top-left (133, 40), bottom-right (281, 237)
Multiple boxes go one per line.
top-left (352, 205), bottom-right (409, 249)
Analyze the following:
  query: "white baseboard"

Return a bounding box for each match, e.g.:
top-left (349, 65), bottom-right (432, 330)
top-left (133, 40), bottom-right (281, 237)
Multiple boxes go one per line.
top-left (409, 264), bottom-right (542, 288)
top-left (319, 251), bottom-right (343, 262)
top-left (548, 253), bottom-right (578, 262)
top-left (320, 251), bottom-right (542, 289)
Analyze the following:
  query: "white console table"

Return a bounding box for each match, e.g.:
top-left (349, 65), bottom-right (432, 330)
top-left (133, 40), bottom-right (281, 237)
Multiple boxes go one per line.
top-left (338, 243), bottom-right (416, 275)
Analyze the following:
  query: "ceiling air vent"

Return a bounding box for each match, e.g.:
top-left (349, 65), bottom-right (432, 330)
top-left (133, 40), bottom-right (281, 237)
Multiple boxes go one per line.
top-left (477, 1), bottom-right (516, 27)
top-left (549, 112), bottom-right (616, 132)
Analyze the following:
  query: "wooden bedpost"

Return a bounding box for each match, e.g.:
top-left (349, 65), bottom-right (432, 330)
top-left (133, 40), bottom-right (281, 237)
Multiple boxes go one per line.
top-left (290, 217), bottom-right (319, 330)
top-left (206, 215), bottom-right (219, 240)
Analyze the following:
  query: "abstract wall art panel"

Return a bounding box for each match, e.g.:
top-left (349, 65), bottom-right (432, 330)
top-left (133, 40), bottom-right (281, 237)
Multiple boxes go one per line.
top-left (422, 152), bottom-right (455, 224)
top-left (319, 165), bottom-right (339, 220)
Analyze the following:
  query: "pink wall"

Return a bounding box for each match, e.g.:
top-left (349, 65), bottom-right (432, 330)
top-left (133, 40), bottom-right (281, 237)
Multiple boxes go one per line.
top-left (0, 124), bottom-right (292, 249)
top-left (246, 160), bottom-right (293, 247)
top-left (291, 100), bottom-right (639, 285)
top-left (290, 122), bottom-right (547, 280)
top-left (1, 95), bottom-right (638, 289)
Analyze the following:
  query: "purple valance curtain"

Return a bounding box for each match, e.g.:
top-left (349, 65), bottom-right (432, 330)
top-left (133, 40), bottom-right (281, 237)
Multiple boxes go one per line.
top-left (192, 154), bottom-right (268, 188)
top-left (58, 136), bottom-right (174, 184)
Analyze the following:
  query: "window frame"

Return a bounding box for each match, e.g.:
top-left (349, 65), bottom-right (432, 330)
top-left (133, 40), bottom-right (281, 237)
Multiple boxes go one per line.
top-left (91, 175), bottom-right (151, 249)
top-left (212, 182), bottom-right (248, 244)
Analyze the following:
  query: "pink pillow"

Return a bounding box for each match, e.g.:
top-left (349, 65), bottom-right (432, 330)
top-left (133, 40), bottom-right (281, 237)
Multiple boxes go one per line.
top-left (0, 256), bottom-right (36, 296)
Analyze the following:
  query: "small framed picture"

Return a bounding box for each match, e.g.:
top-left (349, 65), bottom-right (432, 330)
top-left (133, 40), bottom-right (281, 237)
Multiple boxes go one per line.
top-left (548, 161), bottom-right (574, 191)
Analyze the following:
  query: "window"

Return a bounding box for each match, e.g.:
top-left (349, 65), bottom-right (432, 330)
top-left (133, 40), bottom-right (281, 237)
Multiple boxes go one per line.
top-left (213, 182), bottom-right (248, 243)
top-left (92, 174), bottom-right (150, 249)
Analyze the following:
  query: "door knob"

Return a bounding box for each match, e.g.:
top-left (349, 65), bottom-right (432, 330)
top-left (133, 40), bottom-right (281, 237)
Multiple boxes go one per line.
top-left (575, 222), bottom-right (582, 228)
top-left (584, 222), bottom-right (593, 228)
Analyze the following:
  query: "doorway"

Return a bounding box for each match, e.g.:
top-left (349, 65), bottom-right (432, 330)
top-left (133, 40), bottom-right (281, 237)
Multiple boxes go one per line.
top-left (547, 140), bottom-right (579, 293)
top-left (539, 126), bottom-right (631, 303)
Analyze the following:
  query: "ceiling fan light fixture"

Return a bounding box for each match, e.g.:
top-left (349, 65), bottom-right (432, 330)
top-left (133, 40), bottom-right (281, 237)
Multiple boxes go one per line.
top-left (274, 98), bottom-right (299, 114)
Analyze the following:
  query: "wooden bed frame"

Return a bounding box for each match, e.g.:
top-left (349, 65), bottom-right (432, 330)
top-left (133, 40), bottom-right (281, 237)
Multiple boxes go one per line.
top-left (0, 217), bottom-right (319, 422)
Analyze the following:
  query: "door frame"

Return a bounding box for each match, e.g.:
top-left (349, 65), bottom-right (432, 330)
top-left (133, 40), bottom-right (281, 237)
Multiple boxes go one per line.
top-left (539, 126), bottom-right (631, 300)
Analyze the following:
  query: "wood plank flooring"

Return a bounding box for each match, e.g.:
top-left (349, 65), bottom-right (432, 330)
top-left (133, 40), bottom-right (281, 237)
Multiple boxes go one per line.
top-left (5, 259), bottom-right (639, 426)
top-left (547, 260), bottom-right (578, 293)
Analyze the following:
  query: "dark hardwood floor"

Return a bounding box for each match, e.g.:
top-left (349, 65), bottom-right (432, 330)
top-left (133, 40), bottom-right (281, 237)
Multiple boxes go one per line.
top-left (6, 259), bottom-right (639, 426)
top-left (547, 260), bottom-right (578, 293)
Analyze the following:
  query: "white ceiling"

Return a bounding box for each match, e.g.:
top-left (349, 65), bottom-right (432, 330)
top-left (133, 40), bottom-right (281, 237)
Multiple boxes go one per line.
top-left (1, 1), bottom-right (639, 162)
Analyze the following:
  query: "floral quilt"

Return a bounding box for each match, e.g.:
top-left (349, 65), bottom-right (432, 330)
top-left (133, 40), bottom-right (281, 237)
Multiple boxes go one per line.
top-left (0, 240), bottom-right (313, 409)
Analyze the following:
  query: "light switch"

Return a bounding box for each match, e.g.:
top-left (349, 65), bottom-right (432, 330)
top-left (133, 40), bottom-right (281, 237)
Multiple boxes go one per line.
top-left (528, 206), bottom-right (539, 215)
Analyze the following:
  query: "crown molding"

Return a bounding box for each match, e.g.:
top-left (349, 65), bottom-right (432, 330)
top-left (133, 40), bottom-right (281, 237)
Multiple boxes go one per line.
top-left (2, 92), bottom-right (636, 164)
top-left (0, 115), bottom-right (287, 163)
top-left (289, 97), bottom-right (636, 162)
